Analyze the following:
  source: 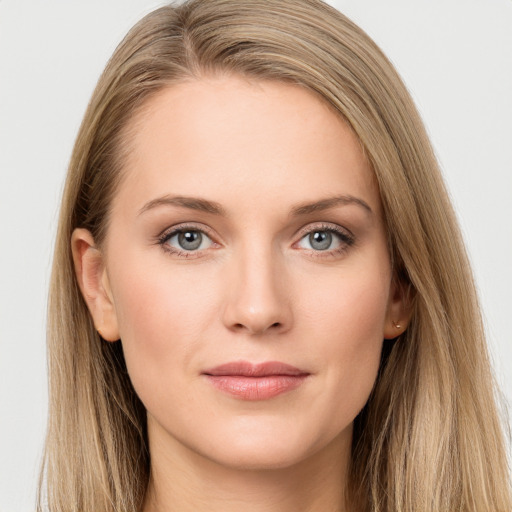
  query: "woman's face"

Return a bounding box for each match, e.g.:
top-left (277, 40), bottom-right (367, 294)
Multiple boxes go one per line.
top-left (75, 75), bottom-right (407, 471)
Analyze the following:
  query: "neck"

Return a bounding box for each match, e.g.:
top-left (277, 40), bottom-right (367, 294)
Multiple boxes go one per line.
top-left (143, 422), bottom-right (352, 512)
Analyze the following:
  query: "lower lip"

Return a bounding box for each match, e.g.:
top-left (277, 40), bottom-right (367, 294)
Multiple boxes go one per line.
top-left (205, 375), bottom-right (308, 400)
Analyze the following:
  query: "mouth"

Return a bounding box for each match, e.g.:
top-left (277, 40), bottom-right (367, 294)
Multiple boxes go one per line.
top-left (202, 361), bottom-right (310, 400)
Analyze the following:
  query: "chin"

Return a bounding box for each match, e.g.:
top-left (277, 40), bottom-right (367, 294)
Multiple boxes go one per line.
top-left (195, 420), bottom-right (349, 472)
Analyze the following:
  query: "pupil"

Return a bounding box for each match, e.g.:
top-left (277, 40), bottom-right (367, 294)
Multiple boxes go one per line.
top-left (310, 231), bottom-right (332, 250)
top-left (178, 231), bottom-right (202, 250)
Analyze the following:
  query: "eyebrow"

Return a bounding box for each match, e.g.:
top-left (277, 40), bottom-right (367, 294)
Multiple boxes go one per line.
top-left (290, 195), bottom-right (373, 216)
top-left (138, 195), bottom-right (226, 217)
top-left (137, 193), bottom-right (372, 217)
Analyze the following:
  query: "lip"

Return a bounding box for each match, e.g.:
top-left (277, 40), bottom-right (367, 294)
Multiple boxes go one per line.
top-left (202, 361), bottom-right (310, 400)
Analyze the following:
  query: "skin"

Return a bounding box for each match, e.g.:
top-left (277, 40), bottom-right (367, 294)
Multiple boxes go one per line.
top-left (73, 75), bottom-right (410, 512)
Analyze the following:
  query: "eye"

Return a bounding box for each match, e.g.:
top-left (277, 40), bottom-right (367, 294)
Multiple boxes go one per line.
top-left (303, 231), bottom-right (335, 251)
top-left (296, 226), bottom-right (354, 253)
top-left (162, 229), bottom-right (214, 252)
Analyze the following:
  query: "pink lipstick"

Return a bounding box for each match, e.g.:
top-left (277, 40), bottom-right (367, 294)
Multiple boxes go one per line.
top-left (202, 361), bottom-right (310, 400)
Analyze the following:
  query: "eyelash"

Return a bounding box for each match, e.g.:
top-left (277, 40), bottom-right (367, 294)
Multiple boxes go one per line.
top-left (156, 222), bottom-right (355, 259)
top-left (157, 223), bottom-right (217, 258)
top-left (295, 223), bottom-right (355, 258)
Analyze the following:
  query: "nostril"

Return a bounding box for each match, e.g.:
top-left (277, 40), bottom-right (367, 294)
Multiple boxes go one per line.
top-left (232, 321), bottom-right (282, 333)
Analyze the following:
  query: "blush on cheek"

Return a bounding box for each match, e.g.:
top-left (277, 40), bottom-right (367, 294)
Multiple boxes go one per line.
top-left (305, 273), bottom-right (389, 342)
top-left (301, 275), bottom-right (388, 401)
top-left (112, 266), bottom-right (213, 380)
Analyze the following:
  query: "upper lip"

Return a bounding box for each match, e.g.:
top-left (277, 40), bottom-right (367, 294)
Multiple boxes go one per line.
top-left (203, 361), bottom-right (309, 377)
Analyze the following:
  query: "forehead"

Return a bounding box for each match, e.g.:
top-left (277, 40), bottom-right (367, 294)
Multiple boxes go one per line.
top-left (113, 75), bottom-right (380, 217)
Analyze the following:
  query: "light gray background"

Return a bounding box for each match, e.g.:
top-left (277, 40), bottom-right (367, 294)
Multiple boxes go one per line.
top-left (1, 1), bottom-right (511, 510)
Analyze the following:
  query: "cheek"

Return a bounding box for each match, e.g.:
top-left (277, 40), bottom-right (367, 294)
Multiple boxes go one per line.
top-left (299, 262), bottom-right (389, 348)
top-left (108, 255), bottom-right (218, 398)
top-left (296, 266), bottom-right (389, 418)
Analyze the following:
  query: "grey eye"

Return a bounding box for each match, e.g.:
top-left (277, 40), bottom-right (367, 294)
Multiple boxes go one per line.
top-left (308, 231), bottom-right (333, 250)
top-left (178, 231), bottom-right (203, 250)
top-left (297, 229), bottom-right (346, 252)
top-left (165, 230), bottom-right (213, 251)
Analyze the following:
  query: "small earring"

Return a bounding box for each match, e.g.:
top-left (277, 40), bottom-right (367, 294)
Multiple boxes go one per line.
top-left (393, 321), bottom-right (402, 330)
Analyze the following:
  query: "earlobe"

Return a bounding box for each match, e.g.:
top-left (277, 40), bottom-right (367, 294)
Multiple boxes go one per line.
top-left (71, 228), bottom-right (120, 342)
top-left (383, 278), bottom-right (414, 340)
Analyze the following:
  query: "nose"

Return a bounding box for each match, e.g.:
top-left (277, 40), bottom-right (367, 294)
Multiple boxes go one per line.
top-left (221, 245), bottom-right (292, 336)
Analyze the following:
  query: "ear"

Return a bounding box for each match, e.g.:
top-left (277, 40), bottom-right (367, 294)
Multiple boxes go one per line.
top-left (383, 277), bottom-right (414, 340)
top-left (71, 228), bottom-right (120, 342)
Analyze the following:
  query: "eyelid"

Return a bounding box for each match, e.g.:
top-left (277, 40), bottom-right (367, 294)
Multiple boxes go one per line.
top-left (293, 222), bottom-right (355, 256)
top-left (294, 222), bottom-right (354, 242)
top-left (156, 221), bottom-right (216, 240)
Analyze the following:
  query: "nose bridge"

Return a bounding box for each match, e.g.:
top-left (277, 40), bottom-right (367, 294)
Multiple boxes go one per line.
top-left (222, 237), bottom-right (291, 335)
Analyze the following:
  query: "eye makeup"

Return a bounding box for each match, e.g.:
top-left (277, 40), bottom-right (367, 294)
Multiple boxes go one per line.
top-left (156, 222), bottom-right (219, 259)
top-left (154, 220), bottom-right (356, 261)
top-left (293, 222), bottom-right (355, 260)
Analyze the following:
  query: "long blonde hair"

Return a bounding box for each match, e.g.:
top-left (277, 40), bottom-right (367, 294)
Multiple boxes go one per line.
top-left (39, 1), bottom-right (511, 510)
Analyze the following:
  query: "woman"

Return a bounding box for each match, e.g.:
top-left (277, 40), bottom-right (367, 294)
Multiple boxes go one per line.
top-left (38, 0), bottom-right (511, 510)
